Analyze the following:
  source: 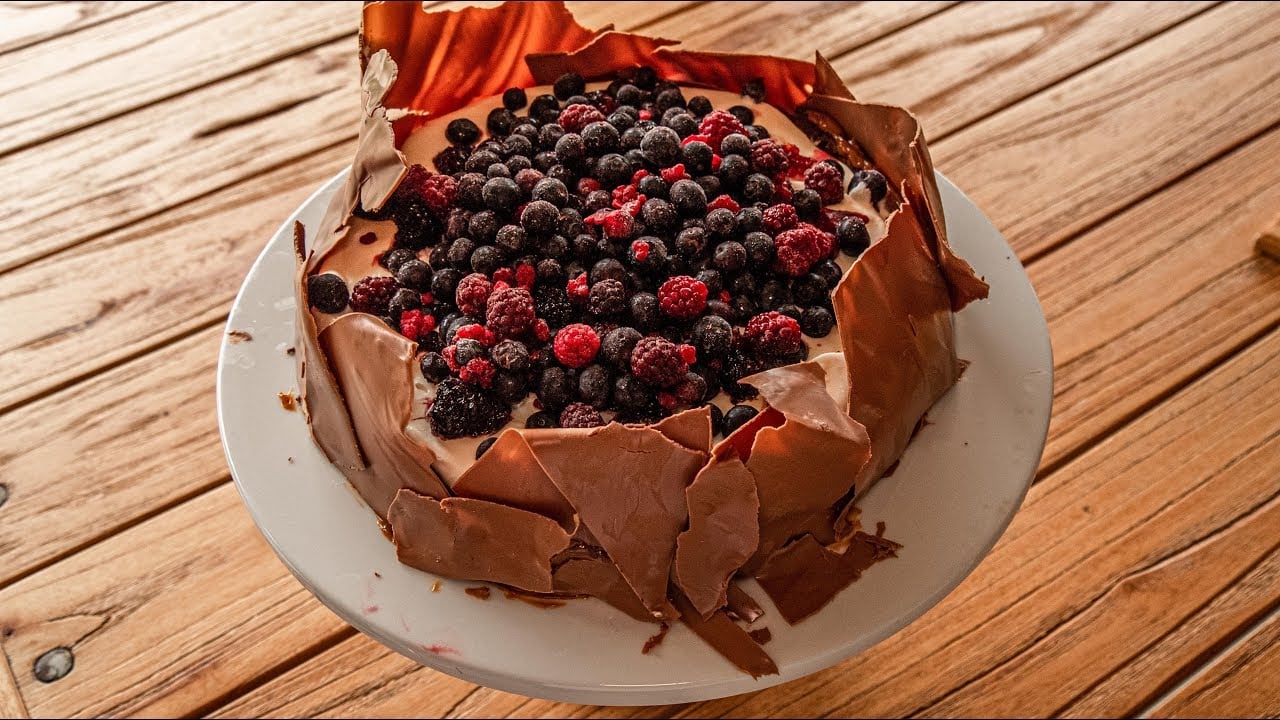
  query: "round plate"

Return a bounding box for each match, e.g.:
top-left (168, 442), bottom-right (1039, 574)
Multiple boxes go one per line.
top-left (216, 170), bottom-right (1052, 706)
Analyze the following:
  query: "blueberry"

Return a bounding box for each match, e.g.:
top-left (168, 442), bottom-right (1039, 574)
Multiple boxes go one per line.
top-left (640, 126), bottom-right (681, 166)
top-left (742, 173), bottom-right (775, 204)
top-left (675, 226), bottom-right (707, 257)
top-left (464, 149), bottom-right (502, 174)
top-left (419, 352), bottom-right (450, 382)
top-left (615, 84), bottom-right (644, 107)
top-left (640, 198), bottom-right (678, 232)
top-left (744, 232), bottom-right (775, 268)
top-left (815, 259), bottom-right (844, 289)
top-left (456, 172), bottom-right (487, 209)
top-left (850, 169), bottom-right (888, 204)
top-left (307, 273), bottom-right (349, 313)
top-left (447, 238), bottom-right (477, 268)
top-left (692, 315), bottom-right (732, 358)
top-left (665, 113), bottom-right (699, 138)
top-left (760, 280), bottom-right (792, 310)
top-left (695, 268), bottom-right (723, 295)
top-left (486, 163), bottom-right (511, 179)
top-left (670, 179), bottom-right (707, 216)
top-left (431, 268), bottom-right (462, 300)
top-left (538, 122), bottom-right (566, 150)
top-left (582, 121), bottom-right (619, 154)
top-left (526, 410), bottom-right (558, 429)
top-left (629, 291), bottom-right (660, 330)
top-left (718, 154), bottom-right (750, 187)
top-left (503, 87), bottom-right (528, 111)
top-left (728, 105), bottom-right (755, 126)
top-left (713, 241), bottom-right (747, 273)
top-left (720, 133), bottom-right (751, 156)
top-left (481, 177), bottom-right (521, 212)
top-left (502, 133), bottom-right (534, 158)
top-left (531, 178), bottom-right (569, 207)
top-left (800, 306), bottom-right (835, 338)
top-left (602, 327), bottom-right (642, 369)
top-left (529, 94), bottom-right (560, 118)
top-left (792, 188), bottom-right (822, 220)
top-left (687, 95), bottom-right (713, 117)
top-left (470, 245), bottom-right (503, 275)
top-left (553, 72), bottom-right (585, 100)
top-left (446, 118), bottom-right (481, 146)
top-left (723, 404), bottom-right (759, 435)
top-left (495, 224), bottom-right (526, 254)
top-left (682, 140), bottom-right (714, 175)
top-left (467, 210), bottom-right (499, 243)
top-left (380, 247), bottom-right (414, 273)
top-left (578, 364), bottom-right (612, 407)
top-left (594, 153), bottom-right (632, 187)
top-left (520, 200), bottom-right (560, 235)
top-left (837, 216), bottom-right (871, 256)
top-left (394, 259), bottom-right (431, 290)
top-left (655, 87), bottom-right (686, 113)
top-left (486, 107), bottom-right (515, 136)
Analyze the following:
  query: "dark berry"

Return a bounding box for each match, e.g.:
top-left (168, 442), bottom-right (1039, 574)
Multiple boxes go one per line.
top-left (491, 339), bottom-right (530, 371)
top-left (590, 258), bottom-right (627, 285)
top-left (640, 126), bottom-right (681, 166)
top-left (584, 189), bottom-right (612, 212)
top-left (560, 402), bottom-right (604, 428)
top-left (723, 404), bottom-right (759, 436)
top-left (630, 336), bottom-right (689, 388)
top-left (496, 224), bottom-right (527, 254)
top-left (468, 210), bottom-right (500, 243)
top-left (577, 364), bottom-right (612, 408)
top-left (308, 273), bottom-right (349, 313)
top-left (486, 287), bottom-right (536, 339)
top-left (713, 241), bottom-right (747, 273)
top-left (433, 146), bottom-right (468, 175)
top-left (465, 149), bottom-right (502, 174)
top-left (637, 175), bottom-right (668, 200)
top-left (492, 370), bottom-right (527, 403)
top-left (695, 268), bottom-right (723, 295)
top-left (476, 436), bottom-right (498, 459)
top-left (487, 107), bottom-right (515, 136)
top-left (674, 226), bottom-right (707, 257)
top-left (482, 177), bottom-right (521, 213)
top-left (687, 95), bottom-right (713, 117)
top-left (793, 272), bottom-right (828, 306)
top-left (744, 232), bottom-right (776, 268)
top-left (594, 154), bottom-right (632, 187)
top-left (628, 237), bottom-right (668, 273)
top-left (532, 178), bottom-right (569, 207)
top-left (502, 133), bottom-right (534, 158)
top-left (613, 375), bottom-right (653, 410)
top-left (581, 121), bottom-right (619, 154)
top-left (707, 403), bottom-right (726, 436)
top-left (792, 188), bottom-right (823, 220)
top-left (608, 111), bottom-right (635, 131)
top-left (530, 94), bottom-right (560, 118)
top-left (742, 173), bottom-right (775, 204)
top-left (731, 294), bottom-right (759, 320)
top-left (692, 315), bottom-right (732, 358)
top-left (537, 366), bottom-right (575, 409)
top-left (675, 372), bottom-right (708, 406)
top-left (655, 87), bottom-right (685, 113)
top-left (670, 179), bottom-right (707, 216)
top-left (815, 259), bottom-right (843, 289)
top-left (516, 200), bottom-right (556, 235)
top-left (705, 208), bottom-right (737, 237)
top-left (760, 279), bottom-right (792, 310)
top-left (446, 118), bottom-right (481, 146)
top-left (849, 169), bottom-right (888, 204)
top-left (747, 125), bottom-right (770, 141)
top-left (429, 379), bottom-right (510, 439)
top-left (641, 198), bottom-right (678, 232)
top-left (705, 298), bottom-right (736, 322)
top-left (535, 286), bottom-right (573, 327)
top-left (537, 233), bottom-right (570, 259)
top-left (629, 291), bottom-right (660, 330)
top-left (553, 72), bottom-right (586, 100)
top-left (456, 173), bottom-right (487, 209)
top-left (380, 247), bottom-right (415, 274)
top-left (588, 278), bottom-right (627, 317)
top-left (431, 267), bottom-right (463, 301)
top-left (837, 216), bottom-right (871, 256)
top-left (682, 141), bottom-right (713, 175)
top-left (730, 272), bottom-right (758, 297)
top-left (532, 151), bottom-right (559, 172)
top-left (601, 326), bottom-right (642, 369)
top-left (776, 303), bottom-right (804, 322)
top-left (526, 410), bottom-right (558, 429)
top-left (800, 306), bottom-right (835, 338)
top-left (420, 351), bottom-right (450, 382)
top-left (503, 87), bottom-right (528, 111)
top-left (720, 133), bottom-right (751, 156)
top-left (728, 104), bottom-right (755, 126)
top-left (350, 276), bottom-right (398, 315)
top-left (539, 122), bottom-right (566, 150)
top-left (665, 112), bottom-right (699, 138)
top-left (454, 338), bottom-right (487, 366)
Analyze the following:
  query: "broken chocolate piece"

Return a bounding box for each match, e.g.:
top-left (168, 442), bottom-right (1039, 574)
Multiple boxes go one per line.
top-left (672, 591), bottom-right (778, 679)
top-left (755, 531), bottom-right (901, 624)
top-left (451, 429), bottom-right (576, 532)
top-left (674, 455), bottom-right (759, 618)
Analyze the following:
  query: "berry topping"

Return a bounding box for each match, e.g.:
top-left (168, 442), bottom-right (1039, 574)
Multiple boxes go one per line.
top-left (459, 357), bottom-right (496, 388)
top-left (750, 139), bottom-right (790, 176)
top-left (485, 287), bottom-right (536, 339)
top-left (455, 272), bottom-right (492, 318)
top-left (398, 309), bottom-right (435, 341)
top-left (526, 410), bottom-right (558, 429)
top-left (849, 169), bottom-right (889, 204)
top-left (630, 336), bottom-right (688, 387)
top-left (658, 275), bottom-right (708, 320)
top-left (476, 436), bottom-right (497, 459)
top-left (308, 273), bottom-right (349, 314)
top-left (723, 404), bottom-right (759, 436)
top-left (420, 352), bottom-right (450, 382)
top-left (553, 323), bottom-right (601, 368)
top-left (744, 311), bottom-right (803, 358)
top-left (560, 402), bottom-right (604, 428)
top-left (588, 278), bottom-right (627, 317)
top-left (762, 203), bottom-right (798, 234)
top-left (773, 223), bottom-right (829, 276)
top-left (350, 276), bottom-right (398, 315)
top-left (428, 379), bottom-right (510, 439)
top-left (698, 110), bottom-right (748, 152)
top-left (445, 118), bottom-right (481, 146)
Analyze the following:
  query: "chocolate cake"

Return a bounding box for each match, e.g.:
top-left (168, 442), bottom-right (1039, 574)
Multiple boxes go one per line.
top-left (293, 1), bottom-right (988, 677)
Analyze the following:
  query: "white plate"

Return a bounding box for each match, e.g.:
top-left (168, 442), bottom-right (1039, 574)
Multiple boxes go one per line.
top-left (217, 169), bottom-right (1052, 706)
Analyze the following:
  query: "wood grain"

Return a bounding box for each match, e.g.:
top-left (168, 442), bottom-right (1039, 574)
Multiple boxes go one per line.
top-left (1148, 606), bottom-right (1280, 718)
top-left (0, 484), bottom-right (349, 719)
top-left (0, 0), bottom-right (162, 55)
top-left (829, 0), bottom-right (1216, 138)
top-left (933, 0), bottom-right (1280, 260)
top-left (0, 1), bottom-right (360, 157)
top-left (1258, 218), bottom-right (1280, 261)
top-left (0, 648), bottom-right (28, 719)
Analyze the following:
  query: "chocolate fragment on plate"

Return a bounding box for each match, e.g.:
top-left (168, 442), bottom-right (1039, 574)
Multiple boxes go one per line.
top-left (754, 530), bottom-right (901, 625)
top-left (674, 455), bottom-right (759, 619)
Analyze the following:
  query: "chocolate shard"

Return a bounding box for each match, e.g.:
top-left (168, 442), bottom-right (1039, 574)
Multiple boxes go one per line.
top-left (316, 313), bottom-right (448, 517)
top-left (651, 405), bottom-right (714, 454)
top-left (726, 582), bottom-right (766, 624)
top-left (451, 429), bottom-right (577, 532)
top-left (672, 591), bottom-right (778, 679)
top-left (525, 423), bottom-right (705, 619)
top-left (674, 455), bottom-right (759, 619)
top-left (388, 491), bottom-right (571, 593)
top-left (734, 362), bottom-right (872, 567)
top-left (552, 547), bottom-right (655, 623)
top-left (832, 202), bottom-right (959, 496)
top-left (755, 531), bottom-right (902, 625)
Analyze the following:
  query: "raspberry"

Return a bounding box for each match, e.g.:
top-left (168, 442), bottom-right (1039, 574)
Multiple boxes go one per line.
top-left (553, 323), bottom-right (600, 368)
top-left (762, 204), bottom-right (798, 233)
top-left (612, 183), bottom-right (639, 209)
top-left (804, 162), bottom-right (844, 205)
top-left (558, 103), bottom-right (606, 134)
top-left (420, 174), bottom-right (458, 212)
top-left (744, 311), bottom-right (803, 357)
top-left (588, 278), bottom-right (627, 317)
top-left (534, 318), bottom-right (551, 342)
top-left (485, 287), bottom-right (536, 339)
top-left (698, 110), bottom-right (747, 152)
top-left (678, 344), bottom-right (698, 365)
top-left (630, 336), bottom-right (688, 387)
top-left (454, 323), bottom-right (496, 346)
top-left (560, 402), bottom-right (604, 428)
top-left (428, 379), bottom-right (510, 439)
top-left (660, 164), bottom-right (690, 184)
top-left (399, 309), bottom-right (436, 341)
top-left (750, 139), bottom-right (790, 176)
top-left (773, 223), bottom-right (827, 276)
top-left (350, 276), bottom-right (398, 315)
top-left (577, 177), bottom-right (601, 195)
top-left (567, 272), bottom-right (590, 302)
top-left (441, 344), bottom-right (459, 372)
top-left (514, 263), bottom-right (536, 288)
top-left (455, 273), bottom-right (492, 317)
top-left (459, 357), bottom-right (496, 388)
top-left (772, 177), bottom-right (793, 202)
top-left (631, 240), bottom-right (651, 262)
top-left (658, 276), bottom-right (708, 320)
top-left (707, 194), bottom-right (740, 213)
top-left (601, 210), bottom-right (634, 240)
top-left (784, 144), bottom-right (816, 179)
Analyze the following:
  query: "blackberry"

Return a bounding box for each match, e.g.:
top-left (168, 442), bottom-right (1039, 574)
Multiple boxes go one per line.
top-left (526, 410), bottom-right (558, 429)
top-left (577, 364), bottom-right (612, 408)
top-left (492, 370), bottom-right (528, 404)
top-left (793, 273), bottom-right (828, 306)
top-left (443, 208), bottom-right (472, 242)
top-left (380, 247), bottom-right (415, 274)
top-left (742, 173), bottom-right (775, 204)
top-left (849, 169), bottom-right (888, 204)
top-left (476, 436), bottom-right (498, 459)
top-left (307, 273), bottom-right (349, 314)
top-left (713, 241), bottom-right (747, 273)
top-left (682, 140), bottom-right (713, 174)
top-left (728, 105), bottom-right (755, 126)
top-left (560, 402), bottom-right (604, 428)
top-left (675, 226), bottom-right (707, 257)
top-left (692, 315), bottom-right (733, 358)
top-left (723, 404), bottom-right (759, 436)
top-left (454, 338), bottom-right (487, 365)
top-left (670, 179), bottom-right (707, 217)
top-left (465, 149), bottom-right (502, 174)
top-left (594, 153), bottom-right (632, 187)
top-left (388, 287), bottom-right (421, 319)
top-left (687, 95), bottom-right (713, 117)
top-left (588, 278), bottom-right (626, 317)
top-left (482, 177), bottom-right (521, 213)
top-left (393, 200), bottom-right (443, 251)
top-left (471, 211), bottom-right (502, 244)
top-left (419, 352), bottom-right (450, 382)
top-left (445, 117), bottom-right (482, 146)
top-left (350, 276), bottom-right (398, 315)
top-left (640, 126), bottom-right (681, 166)
top-left (457, 173), bottom-right (487, 209)
top-left (800, 306), bottom-right (835, 338)
top-left (815, 259), bottom-right (844, 289)
top-left (431, 267), bottom-right (463, 301)
top-left (532, 178), bottom-right (569, 207)
top-left (495, 224), bottom-right (527, 254)
top-left (708, 403), bottom-right (726, 437)
top-left (792, 188), bottom-right (822, 220)
top-left (433, 146), bottom-right (468, 175)
top-left (487, 107), bottom-right (515, 136)
top-left (836, 216), bottom-right (871, 255)
top-left (581, 121), bottom-right (619, 154)
top-left (429, 379), bottom-right (511, 439)
top-left (629, 291), bottom-right (660, 330)
top-left (720, 133), bottom-right (751, 157)
top-left (520, 200), bottom-right (559, 235)
top-left (537, 366), bottom-right (575, 409)
top-left (601, 326), bottom-right (642, 369)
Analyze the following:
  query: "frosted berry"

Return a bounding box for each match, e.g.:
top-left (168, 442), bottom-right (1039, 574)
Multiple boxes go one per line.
top-left (553, 323), bottom-right (600, 368)
top-left (455, 273), bottom-right (492, 318)
top-left (485, 287), bottom-right (536, 339)
top-left (630, 336), bottom-right (688, 387)
top-left (560, 402), bottom-right (604, 428)
top-left (428, 379), bottom-right (510, 439)
top-left (763, 204), bottom-right (798, 233)
top-left (350, 276), bottom-right (398, 315)
top-left (750, 139), bottom-right (789, 176)
top-left (459, 357), bottom-right (496, 388)
top-left (419, 351), bottom-right (449, 382)
top-left (658, 275), bottom-right (708, 320)
top-left (837, 215), bottom-right (871, 255)
top-left (308, 273), bottom-right (349, 313)
top-left (773, 223), bottom-right (827, 276)
top-left (588, 278), bottom-right (627, 317)
top-left (698, 110), bottom-right (748, 151)
top-left (445, 118), bottom-right (481, 146)
top-left (800, 306), bottom-right (835, 338)
top-left (744, 311), bottom-right (803, 357)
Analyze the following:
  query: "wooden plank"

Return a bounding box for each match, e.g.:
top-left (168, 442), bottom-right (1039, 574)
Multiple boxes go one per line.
top-left (641, 0), bottom-right (956, 58)
top-left (829, 0), bottom-right (1215, 138)
top-left (931, 1), bottom-right (1280, 260)
top-left (0, 1), bottom-right (163, 55)
top-left (0, 648), bottom-right (28, 719)
top-left (0, 325), bottom-right (230, 587)
top-left (1148, 607), bottom-right (1280, 718)
top-left (653, 328), bottom-right (1280, 718)
top-left (1257, 218), bottom-right (1280, 261)
top-left (0, 1), bottom-right (360, 157)
top-left (1061, 553), bottom-right (1280, 716)
top-left (1030, 123), bottom-right (1280, 469)
top-left (0, 484), bottom-right (350, 719)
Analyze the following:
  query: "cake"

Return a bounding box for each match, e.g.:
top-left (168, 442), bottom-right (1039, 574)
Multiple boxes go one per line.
top-left (293, 1), bottom-right (988, 677)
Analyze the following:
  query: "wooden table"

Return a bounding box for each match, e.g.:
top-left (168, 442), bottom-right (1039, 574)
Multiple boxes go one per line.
top-left (2, 1), bottom-right (1278, 717)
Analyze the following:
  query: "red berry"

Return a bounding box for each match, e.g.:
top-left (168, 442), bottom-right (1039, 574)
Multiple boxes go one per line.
top-left (515, 263), bottom-right (536, 288)
top-left (455, 273), bottom-right (492, 317)
top-left (534, 318), bottom-right (551, 342)
top-left (558, 103), bottom-right (606, 133)
top-left (658, 275), bottom-right (708, 320)
top-left (750, 139), bottom-right (790, 176)
top-left (744, 311), bottom-right (803, 358)
top-left (601, 210), bottom-right (634, 239)
top-left (707, 194), bottom-right (740, 213)
top-left (454, 323), bottom-right (496, 346)
top-left (681, 133), bottom-right (712, 147)
top-left (657, 391), bottom-right (679, 411)
top-left (629, 336), bottom-right (688, 387)
top-left (459, 357), bottom-right (496, 388)
top-left (631, 169), bottom-right (650, 185)
top-left (560, 402), bottom-right (604, 428)
top-left (762, 204), bottom-right (798, 233)
top-left (631, 240), bottom-right (651, 262)
top-left (350, 276), bottom-right (398, 315)
top-left (577, 177), bottom-right (601, 195)
top-left (399, 309), bottom-right (435, 341)
top-left (419, 292), bottom-right (434, 305)
top-left (784, 143), bottom-right (816, 179)
top-left (612, 183), bottom-right (639, 208)
top-left (804, 162), bottom-right (844, 205)
top-left (679, 344), bottom-right (698, 365)
top-left (420, 173), bottom-right (458, 212)
top-left (661, 164), bottom-right (689, 184)
top-left (554, 323), bottom-right (600, 368)
top-left (567, 272), bottom-right (590, 302)
top-left (698, 110), bottom-right (747, 152)
top-left (442, 344), bottom-right (460, 372)
top-left (485, 287), bottom-right (536, 340)
top-left (773, 223), bottom-right (828, 276)
top-left (492, 267), bottom-right (515, 284)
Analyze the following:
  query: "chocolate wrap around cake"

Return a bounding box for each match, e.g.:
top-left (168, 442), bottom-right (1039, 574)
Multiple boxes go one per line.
top-left (293, 1), bottom-right (988, 677)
